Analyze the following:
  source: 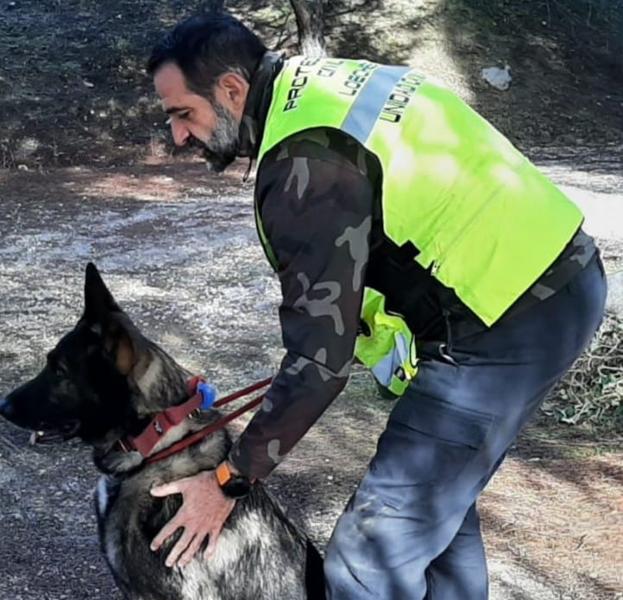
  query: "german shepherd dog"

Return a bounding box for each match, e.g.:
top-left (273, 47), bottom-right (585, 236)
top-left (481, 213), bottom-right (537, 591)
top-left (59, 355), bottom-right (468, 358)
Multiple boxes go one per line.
top-left (0, 263), bottom-right (325, 600)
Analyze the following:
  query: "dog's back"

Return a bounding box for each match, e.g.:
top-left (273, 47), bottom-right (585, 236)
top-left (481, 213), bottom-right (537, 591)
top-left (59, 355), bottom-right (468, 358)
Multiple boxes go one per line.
top-left (97, 469), bottom-right (313, 600)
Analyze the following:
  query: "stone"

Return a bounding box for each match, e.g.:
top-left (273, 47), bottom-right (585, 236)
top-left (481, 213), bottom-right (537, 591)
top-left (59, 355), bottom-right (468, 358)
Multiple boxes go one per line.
top-left (606, 270), bottom-right (623, 316)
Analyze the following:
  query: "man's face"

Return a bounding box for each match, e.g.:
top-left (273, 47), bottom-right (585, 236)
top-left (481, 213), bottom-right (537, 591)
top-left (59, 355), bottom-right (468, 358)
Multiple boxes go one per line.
top-left (154, 62), bottom-right (243, 172)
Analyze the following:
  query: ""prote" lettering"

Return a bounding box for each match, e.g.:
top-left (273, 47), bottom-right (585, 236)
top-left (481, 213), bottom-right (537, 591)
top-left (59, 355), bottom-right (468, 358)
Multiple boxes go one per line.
top-left (283, 58), bottom-right (321, 112)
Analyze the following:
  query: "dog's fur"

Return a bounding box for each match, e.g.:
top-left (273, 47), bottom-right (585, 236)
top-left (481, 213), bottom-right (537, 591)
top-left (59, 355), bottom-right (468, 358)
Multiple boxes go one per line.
top-left (0, 264), bottom-right (325, 600)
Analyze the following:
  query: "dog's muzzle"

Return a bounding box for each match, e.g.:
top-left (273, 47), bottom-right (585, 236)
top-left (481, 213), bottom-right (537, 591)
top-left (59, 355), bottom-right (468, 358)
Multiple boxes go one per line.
top-left (34, 419), bottom-right (82, 443)
top-left (0, 397), bottom-right (16, 420)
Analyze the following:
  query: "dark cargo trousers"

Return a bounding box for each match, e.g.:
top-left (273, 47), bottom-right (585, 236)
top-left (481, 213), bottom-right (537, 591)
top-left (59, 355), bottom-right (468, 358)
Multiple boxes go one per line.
top-left (324, 254), bottom-right (607, 599)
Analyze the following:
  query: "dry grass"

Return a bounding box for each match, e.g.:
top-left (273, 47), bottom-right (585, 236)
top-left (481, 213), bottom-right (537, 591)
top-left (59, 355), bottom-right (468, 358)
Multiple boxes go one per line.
top-left (543, 312), bottom-right (623, 434)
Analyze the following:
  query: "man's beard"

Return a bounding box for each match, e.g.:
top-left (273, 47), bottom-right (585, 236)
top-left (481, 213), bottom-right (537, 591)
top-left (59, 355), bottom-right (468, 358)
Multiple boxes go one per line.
top-left (190, 102), bottom-right (240, 173)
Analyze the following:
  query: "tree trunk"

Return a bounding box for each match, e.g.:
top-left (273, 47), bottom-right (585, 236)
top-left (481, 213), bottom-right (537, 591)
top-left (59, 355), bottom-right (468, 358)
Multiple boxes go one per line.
top-left (289, 0), bottom-right (326, 57)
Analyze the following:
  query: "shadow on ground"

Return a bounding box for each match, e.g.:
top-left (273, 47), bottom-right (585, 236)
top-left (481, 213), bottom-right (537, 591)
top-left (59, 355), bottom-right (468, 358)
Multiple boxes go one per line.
top-left (1, 0), bottom-right (621, 168)
top-left (434, 0), bottom-right (623, 148)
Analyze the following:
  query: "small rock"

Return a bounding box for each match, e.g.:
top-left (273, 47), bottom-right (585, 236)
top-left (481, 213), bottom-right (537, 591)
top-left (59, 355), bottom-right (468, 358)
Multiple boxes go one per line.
top-left (481, 65), bottom-right (512, 91)
top-left (606, 270), bottom-right (623, 316)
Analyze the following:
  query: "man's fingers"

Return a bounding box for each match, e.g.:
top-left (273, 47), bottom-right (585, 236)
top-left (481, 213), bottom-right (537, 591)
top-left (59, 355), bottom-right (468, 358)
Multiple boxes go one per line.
top-left (164, 530), bottom-right (195, 568)
top-left (204, 525), bottom-right (224, 559)
top-left (178, 531), bottom-right (209, 567)
top-left (151, 517), bottom-right (184, 551)
top-left (150, 481), bottom-right (185, 498)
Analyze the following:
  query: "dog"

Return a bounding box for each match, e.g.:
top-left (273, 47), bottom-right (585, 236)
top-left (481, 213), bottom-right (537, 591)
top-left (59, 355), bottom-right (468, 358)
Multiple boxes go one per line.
top-left (0, 263), bottom-right (325, 600)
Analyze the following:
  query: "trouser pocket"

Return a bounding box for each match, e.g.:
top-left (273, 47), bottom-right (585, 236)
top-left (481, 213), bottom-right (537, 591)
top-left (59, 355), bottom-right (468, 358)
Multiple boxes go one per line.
top-left (381, 394), bottom-right (493, 495)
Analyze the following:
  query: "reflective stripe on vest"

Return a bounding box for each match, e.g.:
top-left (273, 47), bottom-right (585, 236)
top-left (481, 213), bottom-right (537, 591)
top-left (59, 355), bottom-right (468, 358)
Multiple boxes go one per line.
top-left (256, 56), bottom-right (583, 327)
top-left (342, 65), bottom-right (410, 141)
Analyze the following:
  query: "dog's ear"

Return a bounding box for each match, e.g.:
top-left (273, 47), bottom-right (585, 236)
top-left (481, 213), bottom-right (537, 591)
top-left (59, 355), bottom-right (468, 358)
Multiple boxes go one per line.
top-left (83, 263), bottom-right (145, 375)
top-left (106, 313), bottom-right (148, 376)
top-left (84, 262), bottom-right (122, 324)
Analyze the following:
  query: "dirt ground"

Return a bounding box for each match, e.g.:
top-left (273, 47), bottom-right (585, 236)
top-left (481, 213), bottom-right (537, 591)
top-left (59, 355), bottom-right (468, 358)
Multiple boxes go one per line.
top-left (0, 159), bottom-right (621, 600)
top-left (1, 0), bottom-right (622, 169)
top-left (1, 0), bottom-right (622, 598)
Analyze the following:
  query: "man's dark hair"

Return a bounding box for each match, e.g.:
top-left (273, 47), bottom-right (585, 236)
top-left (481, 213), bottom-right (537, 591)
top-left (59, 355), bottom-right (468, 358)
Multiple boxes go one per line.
top-left (147, 12), bottom-right (267, 98)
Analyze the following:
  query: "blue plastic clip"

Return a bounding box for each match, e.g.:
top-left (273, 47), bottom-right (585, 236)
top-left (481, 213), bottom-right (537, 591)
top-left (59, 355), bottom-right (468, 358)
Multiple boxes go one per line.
top-left (197, 382), bottom-right (218, 410)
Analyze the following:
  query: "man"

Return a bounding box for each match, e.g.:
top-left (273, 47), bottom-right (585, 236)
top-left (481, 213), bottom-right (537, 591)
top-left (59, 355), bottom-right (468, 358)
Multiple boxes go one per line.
top-left (146, 11), bottom-right (607, 599)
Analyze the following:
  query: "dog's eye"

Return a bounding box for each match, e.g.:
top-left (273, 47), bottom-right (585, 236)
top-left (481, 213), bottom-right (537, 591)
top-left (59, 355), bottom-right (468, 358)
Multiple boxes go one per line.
top-left (54, 363), bottom-right (68, 376)
top-left (47, 356), bottom-right (68, 377)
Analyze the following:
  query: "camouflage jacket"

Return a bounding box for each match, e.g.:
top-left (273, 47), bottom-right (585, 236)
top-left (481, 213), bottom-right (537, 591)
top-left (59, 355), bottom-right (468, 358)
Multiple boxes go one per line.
top-left (228, 52), bottom-right (596, 480)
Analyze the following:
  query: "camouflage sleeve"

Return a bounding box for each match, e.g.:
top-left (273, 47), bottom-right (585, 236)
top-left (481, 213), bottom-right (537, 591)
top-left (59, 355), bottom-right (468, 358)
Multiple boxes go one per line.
top-left (228, 139), bottom-right (373, 480)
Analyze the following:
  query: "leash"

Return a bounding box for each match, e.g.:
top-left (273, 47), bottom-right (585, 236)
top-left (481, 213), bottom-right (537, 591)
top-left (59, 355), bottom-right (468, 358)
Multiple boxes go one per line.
top-left (116, 377), bottom-right (272, 464)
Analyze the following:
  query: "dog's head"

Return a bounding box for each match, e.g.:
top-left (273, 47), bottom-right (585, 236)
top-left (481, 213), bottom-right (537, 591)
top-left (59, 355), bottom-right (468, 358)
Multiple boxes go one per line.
top-left (0, 263), bottom-right (155, 443)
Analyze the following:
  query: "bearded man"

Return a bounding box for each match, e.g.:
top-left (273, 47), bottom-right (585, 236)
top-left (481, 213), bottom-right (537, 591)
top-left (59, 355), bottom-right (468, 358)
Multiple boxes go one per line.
top-left (146, 12), bottom-right (606, 600)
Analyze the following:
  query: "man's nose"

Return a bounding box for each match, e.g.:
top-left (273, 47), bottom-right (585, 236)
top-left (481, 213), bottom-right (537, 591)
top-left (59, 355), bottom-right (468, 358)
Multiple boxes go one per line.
top-left (171, 121), bottom-right (189, 147)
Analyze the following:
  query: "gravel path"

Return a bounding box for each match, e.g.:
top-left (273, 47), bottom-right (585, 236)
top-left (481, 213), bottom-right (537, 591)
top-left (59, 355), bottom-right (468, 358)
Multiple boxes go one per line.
top-left (0, 155), bottom-right (621, 599)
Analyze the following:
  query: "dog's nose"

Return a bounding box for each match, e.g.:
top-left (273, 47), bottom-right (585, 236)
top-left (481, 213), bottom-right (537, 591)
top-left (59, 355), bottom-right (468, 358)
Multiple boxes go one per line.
top-left (0, 397), bottom-right (15, 420)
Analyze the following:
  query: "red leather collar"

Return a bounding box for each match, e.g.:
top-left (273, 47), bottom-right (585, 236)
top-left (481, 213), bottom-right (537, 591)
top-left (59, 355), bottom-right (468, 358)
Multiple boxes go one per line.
top-left (117, 377), bottom-right (271, 462)
top-left (117, 377), bottom-right (205, 456)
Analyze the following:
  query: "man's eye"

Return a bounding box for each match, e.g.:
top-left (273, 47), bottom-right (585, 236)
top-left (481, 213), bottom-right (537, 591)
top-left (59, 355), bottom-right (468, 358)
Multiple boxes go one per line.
top-left (178, 111), bottom-right (191, 120)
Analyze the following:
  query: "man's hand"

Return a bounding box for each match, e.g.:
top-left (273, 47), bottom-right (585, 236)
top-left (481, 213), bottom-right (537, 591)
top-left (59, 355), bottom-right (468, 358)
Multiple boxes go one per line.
top-left (150, 470), bottom-right (235, 568)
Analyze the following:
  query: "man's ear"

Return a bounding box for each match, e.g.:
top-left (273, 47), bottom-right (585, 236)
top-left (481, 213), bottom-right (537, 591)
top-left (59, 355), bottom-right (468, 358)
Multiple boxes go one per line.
top-left (216, 72), bottom-right (249, 118)
top-left (84, 262), bottom-right (122, 325)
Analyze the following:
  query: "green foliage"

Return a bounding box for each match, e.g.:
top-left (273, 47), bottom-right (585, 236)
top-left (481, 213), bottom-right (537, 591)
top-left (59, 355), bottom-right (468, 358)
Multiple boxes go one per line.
top-left (542, 312), bottom-right (623, 434)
